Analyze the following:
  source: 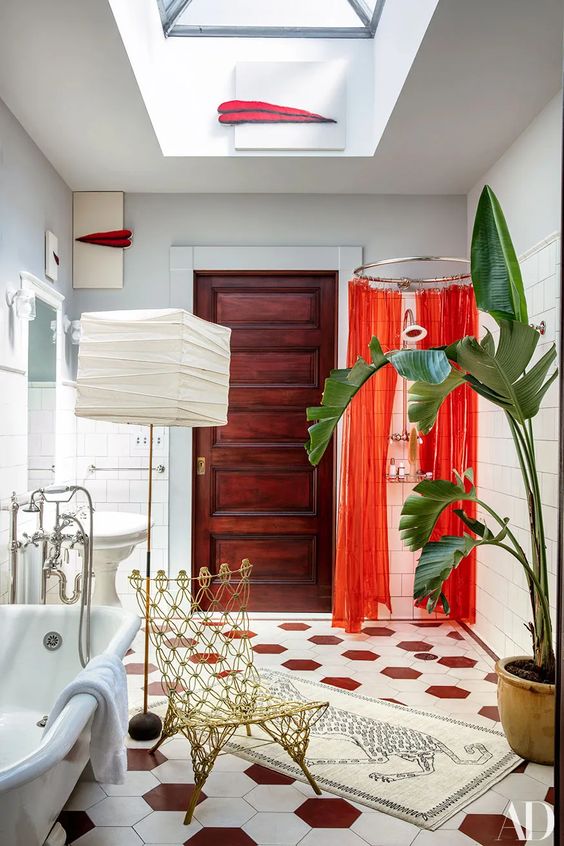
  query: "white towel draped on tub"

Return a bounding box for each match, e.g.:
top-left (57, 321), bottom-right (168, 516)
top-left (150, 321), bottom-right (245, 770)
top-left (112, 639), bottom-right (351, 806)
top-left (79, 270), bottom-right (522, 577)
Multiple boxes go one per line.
top-left (45, 653), bottom-right (129, 783)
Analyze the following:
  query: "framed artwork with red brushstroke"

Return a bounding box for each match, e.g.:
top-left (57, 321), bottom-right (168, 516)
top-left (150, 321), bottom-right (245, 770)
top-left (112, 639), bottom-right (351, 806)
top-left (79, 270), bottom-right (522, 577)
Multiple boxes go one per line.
top-left (45, 231), bottom-right (59, 282)
top-left (73, 191), bottom-right (125, 289)
top-left (230, 62), bottom-right (346, 151)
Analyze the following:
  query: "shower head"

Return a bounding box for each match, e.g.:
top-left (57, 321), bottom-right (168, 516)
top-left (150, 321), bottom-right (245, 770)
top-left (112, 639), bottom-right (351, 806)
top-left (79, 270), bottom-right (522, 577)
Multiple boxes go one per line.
top-left (22, 498), bottom-right (41, 513)
top-left (401, 309), bottom-right (427, 343)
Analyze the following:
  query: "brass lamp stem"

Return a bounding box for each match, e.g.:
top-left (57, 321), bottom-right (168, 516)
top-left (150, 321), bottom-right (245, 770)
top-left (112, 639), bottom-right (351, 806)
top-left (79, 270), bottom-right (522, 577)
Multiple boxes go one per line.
top-left (143, 423), bottom-right (154, 714)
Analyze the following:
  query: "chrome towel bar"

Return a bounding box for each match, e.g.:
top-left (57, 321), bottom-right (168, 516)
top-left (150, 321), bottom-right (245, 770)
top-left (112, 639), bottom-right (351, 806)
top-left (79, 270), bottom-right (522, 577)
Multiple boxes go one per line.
top-left (87, 464), bottom-right (166, 474)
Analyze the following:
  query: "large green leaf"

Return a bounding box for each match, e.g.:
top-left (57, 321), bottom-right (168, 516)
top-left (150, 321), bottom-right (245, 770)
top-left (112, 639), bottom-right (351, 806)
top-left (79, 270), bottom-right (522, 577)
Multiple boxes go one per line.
top-left (399, 470), bottom-right (477, 551)
top-left (413, 534), bottom-right (481, 614)
top-left (408, 369), bottom-right (466, 434)
top-left (414, 516), bottom-right (509, 613)
top-left (455, 320), bottom-right (557, 424)
top-left (305, 339), bottom-right (451, 466)
top-left (305, 354), bottom-right (387, 465)
top-left (471, 185), bottom-right (528, 323)
top-left (407, 321), bottom-right (558, 431)
top-left (389, 348), bottom-right (451, 383)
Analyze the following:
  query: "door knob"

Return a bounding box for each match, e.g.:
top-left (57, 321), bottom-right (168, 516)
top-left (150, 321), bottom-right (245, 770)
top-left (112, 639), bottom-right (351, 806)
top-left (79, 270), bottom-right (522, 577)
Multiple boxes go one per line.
top-left (196, 456), bottom-right (206, 476)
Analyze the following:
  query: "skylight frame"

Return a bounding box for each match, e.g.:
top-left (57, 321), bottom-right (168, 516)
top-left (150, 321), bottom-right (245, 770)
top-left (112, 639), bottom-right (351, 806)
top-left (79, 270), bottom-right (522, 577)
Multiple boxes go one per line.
top-left (157, 0), bottom-right (386, 39)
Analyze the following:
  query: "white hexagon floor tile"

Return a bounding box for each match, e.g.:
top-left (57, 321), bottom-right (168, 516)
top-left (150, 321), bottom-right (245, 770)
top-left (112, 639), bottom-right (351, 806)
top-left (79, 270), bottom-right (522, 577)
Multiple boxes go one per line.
top-left (88, 796), bottom-right (152, 827)
top-left (152, 758), bottom-right (195, 783)
top-left (73, 827), bottom-right (144, 846)
top-left (351, 810), bottom-right (421, 846)
top-left (298, 829), bottom-right (367, 846)
top-left (102, 770), bottom-right (159, 796)
top-left (161, 737), bottom-right (191, 759)
top-left (246, 784), bottom-right (307, 812)
top-left (64, 781), bottom-right (106, 811)
top-left (212, 753), bottom-right (254, 772)
top-left (134, 810), bottom-right (202, 843)
top-left (243, 811), bottom-right (310, 845)
top-left (202, 771), bottom-right (256, 797)
top-left (193, 797), bottom-right (256, 827)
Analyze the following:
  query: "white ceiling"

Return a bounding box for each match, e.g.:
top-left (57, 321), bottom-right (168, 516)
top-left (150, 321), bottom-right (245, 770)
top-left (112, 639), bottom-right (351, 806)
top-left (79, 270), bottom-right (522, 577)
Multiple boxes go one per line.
top-left (0, 0), bottom-right (561, 193)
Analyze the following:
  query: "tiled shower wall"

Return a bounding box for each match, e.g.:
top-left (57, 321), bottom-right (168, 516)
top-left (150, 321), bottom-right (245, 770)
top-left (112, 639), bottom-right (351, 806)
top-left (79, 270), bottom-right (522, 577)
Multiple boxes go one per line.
top-left (474, 234), bottom-right (560, 657)
top-left (382, 292), bottom-right (438, 620)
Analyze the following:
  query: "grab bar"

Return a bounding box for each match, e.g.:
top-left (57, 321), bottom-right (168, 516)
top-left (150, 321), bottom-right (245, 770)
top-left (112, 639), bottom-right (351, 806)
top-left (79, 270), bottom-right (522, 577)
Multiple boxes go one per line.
top-left (87, 464), bottom-right (166, 474)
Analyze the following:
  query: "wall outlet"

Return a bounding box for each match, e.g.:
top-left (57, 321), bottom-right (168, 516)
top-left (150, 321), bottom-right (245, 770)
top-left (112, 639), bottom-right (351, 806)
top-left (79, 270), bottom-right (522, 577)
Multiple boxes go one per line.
top-left (131, 429), bottom-right (166, 455)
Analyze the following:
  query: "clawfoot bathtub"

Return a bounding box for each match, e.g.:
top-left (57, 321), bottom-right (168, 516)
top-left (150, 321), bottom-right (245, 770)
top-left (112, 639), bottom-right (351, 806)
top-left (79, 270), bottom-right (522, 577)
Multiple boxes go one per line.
top-left (0, 604), bottom-right (140, 846)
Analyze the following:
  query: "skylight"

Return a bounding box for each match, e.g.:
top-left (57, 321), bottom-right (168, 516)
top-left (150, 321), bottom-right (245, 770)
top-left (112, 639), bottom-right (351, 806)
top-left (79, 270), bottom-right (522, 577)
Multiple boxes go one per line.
top-left (157, 0), bottom-right (386, 38)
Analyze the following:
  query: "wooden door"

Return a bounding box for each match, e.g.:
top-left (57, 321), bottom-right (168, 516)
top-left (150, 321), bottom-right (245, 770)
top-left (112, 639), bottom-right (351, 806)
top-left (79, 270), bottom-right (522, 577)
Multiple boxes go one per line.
top-left (193, 271), bottom-right (337, 611)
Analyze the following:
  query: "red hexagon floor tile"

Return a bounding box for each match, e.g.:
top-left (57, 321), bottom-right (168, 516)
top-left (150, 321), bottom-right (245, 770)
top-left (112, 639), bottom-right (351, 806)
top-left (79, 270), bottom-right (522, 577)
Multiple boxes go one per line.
top-left (361, 626), bottom-right (395, 636)
top-left (58, 810), bottom-right (95, 842)
top-left (252, 643), bottom-right (287, 654)
top-left (143, 782), bottom-right (207, 810)
top-left (74, 618), bottom-right (552, 846)
top-left (381, 666), bottom-right (421, 679)
top-left (125, 662), bottom-right (158, 675)
top-left (186, 827), bottom-right (258, 845)
top-left (282, 659), bottom-right (321, 671)
top-left (245, 763), bottom-right (296, 785)
top-left (342, 649), bottom-right (380, 661)
top-left (438, 655), bottom-right (477, 668)
top-left (426, 684), bottom-right (471, 699)
top-left (296, 798), bottom-right (361, 828)
top-left (127, 748), bottom-right (166, 770)
top-left (397, 640), bottom-right (433, 651)
top-left (479, 705), bottom-right (501, 721)
top-left (320, 676), bottom-right (361, 691)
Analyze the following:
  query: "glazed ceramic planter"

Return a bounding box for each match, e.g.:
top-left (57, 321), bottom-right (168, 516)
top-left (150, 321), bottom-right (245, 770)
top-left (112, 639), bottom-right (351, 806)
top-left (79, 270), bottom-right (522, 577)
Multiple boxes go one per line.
top-left (495, 655), bottom-right (555, 764)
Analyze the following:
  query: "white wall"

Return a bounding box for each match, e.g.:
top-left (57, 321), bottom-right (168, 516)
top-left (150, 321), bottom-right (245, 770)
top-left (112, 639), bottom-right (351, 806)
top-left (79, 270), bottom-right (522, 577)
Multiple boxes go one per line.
top-left (467, 92), bottom-right (562, 658)
top-left (73, 193), bottom-right (467, 314)
top-left (70, 192), bottom-right (467, 610)
top-left (467, 93), bottom-right (562, 253)
top-left (0, 97), bottom-right (73, 600)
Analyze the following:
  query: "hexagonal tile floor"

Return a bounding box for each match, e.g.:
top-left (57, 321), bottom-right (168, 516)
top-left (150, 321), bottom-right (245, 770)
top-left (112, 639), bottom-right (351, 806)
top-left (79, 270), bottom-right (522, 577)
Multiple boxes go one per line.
top-left (60, 619), bottom-right (553, 845)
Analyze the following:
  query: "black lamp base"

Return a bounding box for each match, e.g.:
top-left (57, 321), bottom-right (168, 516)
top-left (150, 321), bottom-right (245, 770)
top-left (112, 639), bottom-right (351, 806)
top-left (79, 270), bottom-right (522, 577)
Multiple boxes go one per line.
top-left (128, 711), bottom-right (163, 741)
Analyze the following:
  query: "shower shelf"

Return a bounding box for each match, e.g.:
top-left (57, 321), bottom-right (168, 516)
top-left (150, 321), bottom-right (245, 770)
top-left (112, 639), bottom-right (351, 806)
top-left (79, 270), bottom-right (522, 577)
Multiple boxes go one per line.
top-left (386, 472), bottom-right (432, 484)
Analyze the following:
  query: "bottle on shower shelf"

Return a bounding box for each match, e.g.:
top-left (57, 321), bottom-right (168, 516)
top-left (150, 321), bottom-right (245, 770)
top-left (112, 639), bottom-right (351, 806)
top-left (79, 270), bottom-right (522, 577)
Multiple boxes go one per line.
top-left (408, 427), bottom-right (419, 478)
top-left (398, 461), bottom-right (406, 481)
top-left (388, 457), bottom-right (397, 481)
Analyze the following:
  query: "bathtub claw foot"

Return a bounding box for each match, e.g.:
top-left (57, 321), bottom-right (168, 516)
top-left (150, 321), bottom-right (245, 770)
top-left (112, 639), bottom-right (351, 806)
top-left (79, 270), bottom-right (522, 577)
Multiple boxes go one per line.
top-left (44, 821), bottom-right (67, 846)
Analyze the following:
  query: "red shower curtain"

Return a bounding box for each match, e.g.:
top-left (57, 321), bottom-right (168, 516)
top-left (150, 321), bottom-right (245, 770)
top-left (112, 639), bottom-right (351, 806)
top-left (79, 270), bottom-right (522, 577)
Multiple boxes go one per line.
top-left (333, 280), bottom-right (402, 632)
top-left (416, 285), bottom-right (478, 622)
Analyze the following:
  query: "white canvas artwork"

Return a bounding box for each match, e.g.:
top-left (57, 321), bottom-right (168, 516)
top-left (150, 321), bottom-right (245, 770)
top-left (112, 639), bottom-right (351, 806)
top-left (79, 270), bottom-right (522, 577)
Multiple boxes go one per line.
top-left (45, 231), bottom-right (59, 282)
top-left (233, 61), bottom-right (346, 151)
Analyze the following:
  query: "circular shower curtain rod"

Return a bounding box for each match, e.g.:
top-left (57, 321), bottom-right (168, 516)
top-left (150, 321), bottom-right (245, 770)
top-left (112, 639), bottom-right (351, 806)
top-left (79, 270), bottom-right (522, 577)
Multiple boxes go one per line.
top-left (353, 256), bottom-right (471, 287)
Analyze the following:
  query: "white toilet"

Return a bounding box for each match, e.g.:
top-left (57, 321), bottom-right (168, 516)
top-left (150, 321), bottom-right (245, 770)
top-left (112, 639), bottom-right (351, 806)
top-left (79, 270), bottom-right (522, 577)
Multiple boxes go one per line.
top-left (89, 512), bottom-right (148, 606)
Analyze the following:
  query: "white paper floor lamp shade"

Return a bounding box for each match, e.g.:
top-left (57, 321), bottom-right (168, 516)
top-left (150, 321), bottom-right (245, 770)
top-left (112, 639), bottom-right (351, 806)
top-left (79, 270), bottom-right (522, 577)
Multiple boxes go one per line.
top-left (75, 308), bottom-right (231, 427)
top-left (75, 309), bottom-right (231, 740)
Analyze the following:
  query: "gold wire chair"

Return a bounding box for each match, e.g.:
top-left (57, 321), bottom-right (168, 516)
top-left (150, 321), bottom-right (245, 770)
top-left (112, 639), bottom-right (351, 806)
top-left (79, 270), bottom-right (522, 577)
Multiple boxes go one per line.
top-left (130, 560), bottom-right (328, 824)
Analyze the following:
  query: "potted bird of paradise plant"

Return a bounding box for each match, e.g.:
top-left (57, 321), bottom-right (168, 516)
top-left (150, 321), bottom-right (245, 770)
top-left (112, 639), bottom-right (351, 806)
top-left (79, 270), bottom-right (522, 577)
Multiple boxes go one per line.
top-left (305, 186), bottom-right (557, 763)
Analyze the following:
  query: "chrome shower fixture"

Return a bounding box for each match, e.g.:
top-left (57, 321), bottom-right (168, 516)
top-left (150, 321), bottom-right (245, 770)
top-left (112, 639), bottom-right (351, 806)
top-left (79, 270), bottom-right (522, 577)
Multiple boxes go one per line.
top-left (401, 308), bottom-right (427, 343)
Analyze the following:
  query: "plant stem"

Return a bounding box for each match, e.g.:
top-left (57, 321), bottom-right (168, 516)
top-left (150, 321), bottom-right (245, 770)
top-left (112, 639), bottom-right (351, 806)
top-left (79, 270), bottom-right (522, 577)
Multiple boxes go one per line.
top-left (505, 414), bottom-right (553, 675)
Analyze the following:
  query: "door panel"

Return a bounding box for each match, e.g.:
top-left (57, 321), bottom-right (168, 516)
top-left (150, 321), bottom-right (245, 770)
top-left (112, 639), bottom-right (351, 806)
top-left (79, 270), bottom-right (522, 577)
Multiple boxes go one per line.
top-left (193, 272), bottom-right (336, 611)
